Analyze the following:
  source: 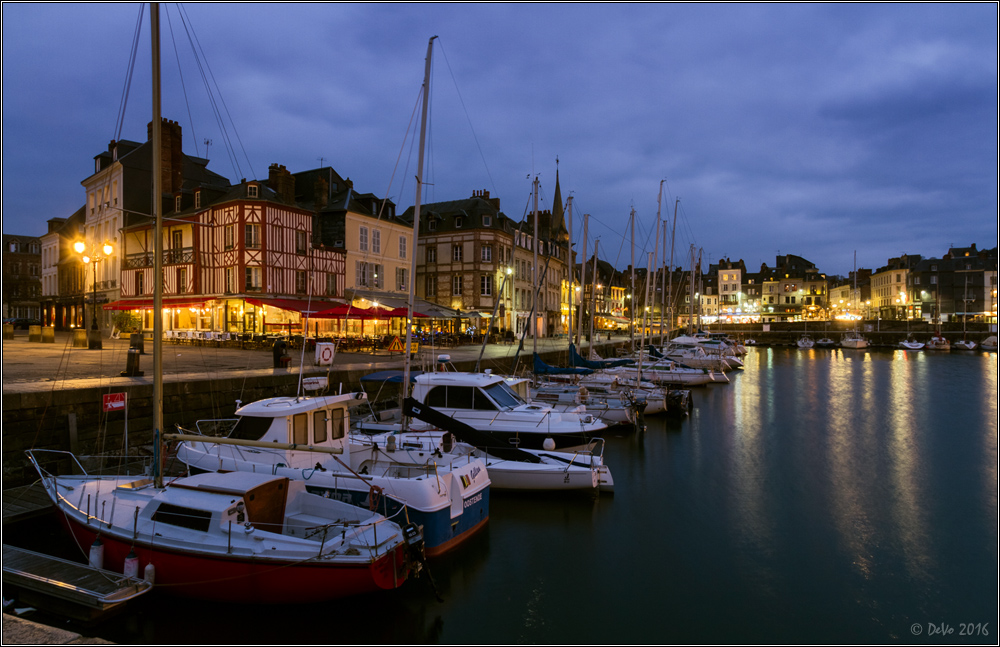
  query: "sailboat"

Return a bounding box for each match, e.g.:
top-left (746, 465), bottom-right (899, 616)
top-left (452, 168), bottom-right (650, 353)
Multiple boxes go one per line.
top-left (796, 319), bottom-right (814, 349)
top-left (27, 4), bottom-right (419, 603)
top-left (926, 290), bottom-right (950, 350)
top-left (841, 252), bottom-right (869, 349)
top-left (952, 277), bottom-right (978, 350)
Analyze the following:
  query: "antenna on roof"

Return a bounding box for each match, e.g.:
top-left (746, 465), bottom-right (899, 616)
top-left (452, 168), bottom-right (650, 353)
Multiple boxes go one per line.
top-left (318, 157), bottom-right (326, 167)
top-left (203, 138), bottom-right (212, 159)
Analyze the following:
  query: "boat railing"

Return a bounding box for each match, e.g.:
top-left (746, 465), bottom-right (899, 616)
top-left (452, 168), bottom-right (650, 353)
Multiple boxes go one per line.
top-left (25, 449), bottom-right (90, 479)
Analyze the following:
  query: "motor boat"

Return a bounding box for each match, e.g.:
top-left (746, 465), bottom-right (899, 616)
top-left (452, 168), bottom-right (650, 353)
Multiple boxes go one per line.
top-left (797, 334), bottom-right (815, 349)
top-left (815, 337), bottom-right (837, 348)
top-left (175, 390), bottom-right (489, 557)
top-left (898, 335), bottom-right (925, 350)
top-left (840, 331), bottom-right (869, 349)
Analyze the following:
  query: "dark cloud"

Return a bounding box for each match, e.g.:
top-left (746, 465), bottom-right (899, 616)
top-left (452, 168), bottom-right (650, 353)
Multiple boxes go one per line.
top-left (2, 3), bottom-right (995, 277)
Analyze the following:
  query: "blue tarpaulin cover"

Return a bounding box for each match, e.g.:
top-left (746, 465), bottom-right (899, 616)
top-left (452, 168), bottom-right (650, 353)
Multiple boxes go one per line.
top-left (360, 370), bottom-right (424, 383)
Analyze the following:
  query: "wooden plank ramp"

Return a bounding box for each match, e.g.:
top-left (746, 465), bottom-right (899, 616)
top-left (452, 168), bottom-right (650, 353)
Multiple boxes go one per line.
top-left (2, 483), bottom-right (54, 525)
top-left (3, 545), bottom-right (152, 621)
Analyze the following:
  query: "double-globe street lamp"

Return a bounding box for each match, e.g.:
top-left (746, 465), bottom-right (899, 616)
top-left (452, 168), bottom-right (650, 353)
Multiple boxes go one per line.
top-left (74, 239), bottom-right (114, 350)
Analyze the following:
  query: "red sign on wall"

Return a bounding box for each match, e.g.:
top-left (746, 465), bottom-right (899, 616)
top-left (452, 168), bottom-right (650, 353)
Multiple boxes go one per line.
top-left (103, 392), bottom-right (127, 413)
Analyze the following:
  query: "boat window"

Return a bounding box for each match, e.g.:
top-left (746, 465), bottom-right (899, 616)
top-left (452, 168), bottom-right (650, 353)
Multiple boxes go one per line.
top-left (447, 386), bottom-right (475, 409)
top-left (151, 503), bottom-right (212, 532)
top-left (484, 382), bottom-right (524, 409)
top-left (330, 408), bottom-right (345, 440)
top-left (472, 388), bottom-right (498, 411)
top-left (313, 410), bottom-right (327, 444)
top-left (425, 385), bottom-right (476, 409)
top-left (229, 416), bottom-right (273, 441)
top-left (293, 413), bottom-right (308, 445)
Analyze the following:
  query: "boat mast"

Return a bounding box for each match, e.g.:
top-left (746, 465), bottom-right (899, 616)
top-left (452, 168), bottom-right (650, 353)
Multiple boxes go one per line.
top-left (666, 198), bottom-right (678, 340)
top-left (652, 182), bottom-right (662, 344)
top-left (532, 175), bottom-right (539, 359)
top-left (151, 2), bottom-right (164, 489)
top-left (629, 207), bottom-right (635, 351)
top-left (687, 245), bottom-right (695, 336)
top-left (402, 36), bottom-right (436, 425)
top-left (576, 213), bottom-right (588, 346)
top-left (566, 194), bottom-right (573, 347)
top-left (589, 239), bottom-right (599, 354)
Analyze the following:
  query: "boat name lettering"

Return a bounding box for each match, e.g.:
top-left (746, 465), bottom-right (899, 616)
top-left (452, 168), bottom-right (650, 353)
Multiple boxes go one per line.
top-left (470, 465), bottom-right (482, 483)
top-left (463, 493), bottom-right (482, 509)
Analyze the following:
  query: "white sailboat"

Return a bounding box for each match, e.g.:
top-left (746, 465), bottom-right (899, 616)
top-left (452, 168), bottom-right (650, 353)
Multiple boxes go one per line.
top-left (952, 277), bottom-right (978, 350)
top-left (841, 251), bottom-right (869, 349)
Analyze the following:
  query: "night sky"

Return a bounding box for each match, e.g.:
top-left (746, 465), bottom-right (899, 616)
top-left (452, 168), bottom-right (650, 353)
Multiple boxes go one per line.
top-left (3, 3), bottom-right (996, 277)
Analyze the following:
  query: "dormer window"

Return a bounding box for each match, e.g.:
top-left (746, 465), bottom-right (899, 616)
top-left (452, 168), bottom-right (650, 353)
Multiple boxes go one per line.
top-left (195, 191), bottom-right (201, 209)
top-left (429, 220), bottom-right (437, 231)
top-left (455, 216), bottom-right (463, 228)
top-left (248, 184), bottom-right (258, 198)
top-left (483, 215), bottom-right (491, 227)
top-left (175, 195), bottom-right (182, 212)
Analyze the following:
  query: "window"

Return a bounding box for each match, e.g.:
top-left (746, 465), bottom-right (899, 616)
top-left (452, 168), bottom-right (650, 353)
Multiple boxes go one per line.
top-left (296, 270), bottom-right (307, 293)
top-left (425, 274), bottom-right (437, 296)
top-left (426, 246), bottom-right (436, 263)
top-left (455, 216), bottom-right (463, 228)
top-left (483, 215), bottom-right (491, 227)
top-left (177, 267), bottom-right (187, 293)
top-left (247, 184), bottom-right (258, 198)
top-left (452, 275), bottom-right (463, 295)
top-left (136, 272), bottom-right (144, 296)
top-left (372, 229), bottom-right (381, 254)
top-left (313, 410), bottom-right (327, 444)
top-left (359, 226), bottom-right (369, 252)
top-left (195, 191), bottom-right (201, 209)
top-left (151, 503), bottom-right (212, 532)
top-left (245, 224), bottom-right (261, 249)
top-left (172, 230), bottom-right (183, 250)
top-left (293, 413), bottom-right (308, 445)
top-left (175, 195), bottom-right (182, 212)
top-left (296, 230), bottom-right (308, 255)
top-left (225, 225), bottom-right (234, 250)
top-left (396, 267), bottom-right (408, 291)
top-left (481, 245), bottom-right (492, 262)
top-left (326, 272), bottom-right (338, 296)
top-left (453, 245), bottom-right (463, 262)
top-left (481, 274), bottom-right (493, 296)
top-left (429, 220), bottom-right (437, 231)
top-left (399, 235), bottom-right (407, 260)
top-left (225, 267), bottom-right (235, 294)
top-left (330, 408), bottom-right (345, 440)
top-left (356, 261), bottom-right (371, 287)
top-left (245, 266), bottom-right (262, 291)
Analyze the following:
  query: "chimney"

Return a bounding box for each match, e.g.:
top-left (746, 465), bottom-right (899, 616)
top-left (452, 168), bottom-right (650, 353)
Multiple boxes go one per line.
top-left (314, 176), bottom-right (329, 210)
top-left (267, 164), bottom-right (296, 203)
top-left (147, 119), bottom-right (183, 193)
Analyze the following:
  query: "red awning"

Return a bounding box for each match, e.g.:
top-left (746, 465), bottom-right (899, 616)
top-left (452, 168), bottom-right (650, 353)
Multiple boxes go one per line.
top-left (244, 297), bottom-right (343, 315)
top-left (312, 304), bottom-right (396, 320)
top-left (103, 298), bottom-right (208, 310)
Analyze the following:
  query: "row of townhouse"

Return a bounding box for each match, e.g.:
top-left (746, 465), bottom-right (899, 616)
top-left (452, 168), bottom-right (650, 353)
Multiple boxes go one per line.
top-left (33, 119), bottom-right (573, 339)
top-left (18, 119), bottom-right (998, 337)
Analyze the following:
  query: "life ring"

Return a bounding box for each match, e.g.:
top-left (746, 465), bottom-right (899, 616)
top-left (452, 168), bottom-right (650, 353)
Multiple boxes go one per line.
top-left (369, 485), bottom-right (383, 511)
top-left (319, 345), bottom-right (334, 364)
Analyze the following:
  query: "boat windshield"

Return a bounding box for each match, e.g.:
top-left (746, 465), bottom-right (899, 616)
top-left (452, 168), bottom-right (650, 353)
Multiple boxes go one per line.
top-left (229, 416), bottom-right (273, 441)
top-left (484, 381), bottom-right (525, 409)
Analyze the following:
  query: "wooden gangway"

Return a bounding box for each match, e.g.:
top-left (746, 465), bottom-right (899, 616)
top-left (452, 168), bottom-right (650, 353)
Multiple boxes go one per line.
top-left (3, 545), bottom-right (153, 621)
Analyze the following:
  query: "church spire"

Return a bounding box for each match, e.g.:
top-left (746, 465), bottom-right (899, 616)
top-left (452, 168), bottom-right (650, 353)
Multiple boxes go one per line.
top-left (550, 157), bottom-right (569, 243)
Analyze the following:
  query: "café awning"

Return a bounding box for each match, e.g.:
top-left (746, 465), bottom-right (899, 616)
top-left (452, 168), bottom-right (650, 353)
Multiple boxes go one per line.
top-left (103, 297), bottom-right (208, 310)
top-left (244, 297), bottom-right (343, 315)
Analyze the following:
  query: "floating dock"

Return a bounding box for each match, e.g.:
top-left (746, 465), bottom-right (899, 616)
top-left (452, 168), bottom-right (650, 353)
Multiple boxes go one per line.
top-left (2, 545), bottom-right (152, 623)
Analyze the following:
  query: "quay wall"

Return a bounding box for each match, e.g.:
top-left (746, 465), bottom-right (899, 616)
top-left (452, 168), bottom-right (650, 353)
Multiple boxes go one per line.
top-left (1, 347), bottom-right (610, 488)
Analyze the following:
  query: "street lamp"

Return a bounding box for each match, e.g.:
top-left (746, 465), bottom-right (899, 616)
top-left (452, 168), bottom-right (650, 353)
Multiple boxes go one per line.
top-left (75, 239), bottom-right (114, 349)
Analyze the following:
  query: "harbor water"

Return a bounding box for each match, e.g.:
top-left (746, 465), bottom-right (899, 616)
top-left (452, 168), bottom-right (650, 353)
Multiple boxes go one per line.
top-left (7, 347), bottom-right (997, 644)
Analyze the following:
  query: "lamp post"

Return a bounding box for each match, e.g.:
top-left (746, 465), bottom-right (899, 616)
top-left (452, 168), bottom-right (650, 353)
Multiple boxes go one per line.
top-left (75, 239), bottom-right (114, 349)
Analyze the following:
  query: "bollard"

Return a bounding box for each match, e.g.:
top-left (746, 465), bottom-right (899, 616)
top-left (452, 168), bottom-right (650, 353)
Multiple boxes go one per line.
top-left (41, 326), bottom-right (55, 343)
top-left (3, 323), bottom-right (14, 340)
top-left (28, 325), bottom-right (42, 342)
top-left (121, 347), bottom-right (144, 377)
top-left (72, 329), bottom-right (88, 348)
top-left (129, 332), bottom-right (145, 355)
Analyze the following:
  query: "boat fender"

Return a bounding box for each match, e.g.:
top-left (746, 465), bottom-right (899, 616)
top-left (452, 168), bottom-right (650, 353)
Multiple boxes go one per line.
top-left (143, 563), bottom-right (156, 585)
top-left (442, 433), bottom-right (454, 453)
top-left (88, 536), bottom-right (104, 569)
top-left (123, 549), bottom-right (140, 579)
top-left (543, 437), bottom-right (556, 451)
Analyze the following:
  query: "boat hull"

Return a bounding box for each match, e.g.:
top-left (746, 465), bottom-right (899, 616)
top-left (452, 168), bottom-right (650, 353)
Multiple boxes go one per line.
top-left (58, 513), bottom-right (406, 604)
